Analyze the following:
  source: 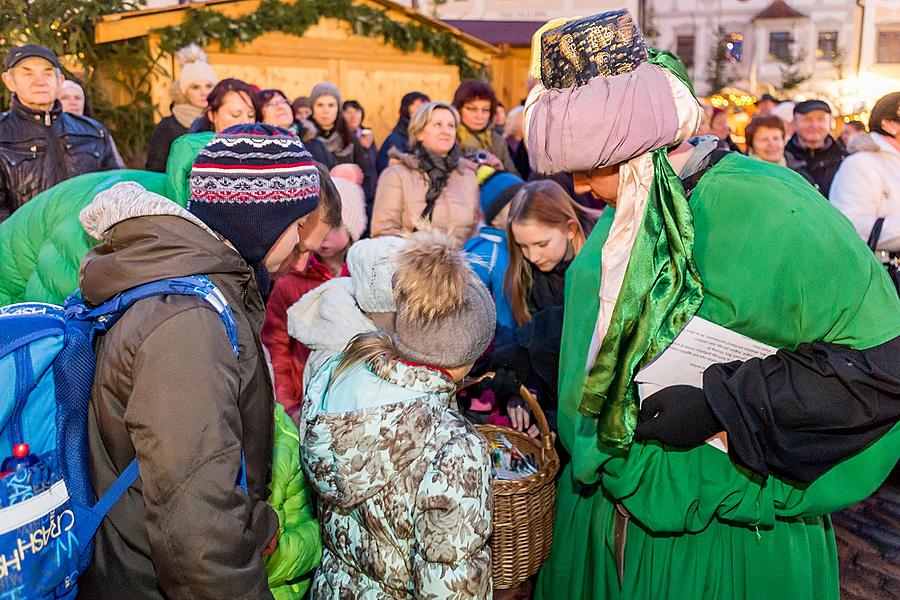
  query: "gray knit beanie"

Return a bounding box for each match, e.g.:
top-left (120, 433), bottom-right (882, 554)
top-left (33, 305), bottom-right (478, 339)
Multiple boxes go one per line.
top-left (310, 82), bottom-right (342, 109)
top-left (392, 231), bottom-right (496, 369)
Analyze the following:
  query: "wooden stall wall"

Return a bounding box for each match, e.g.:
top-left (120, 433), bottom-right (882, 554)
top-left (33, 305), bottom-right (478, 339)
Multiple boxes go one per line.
top-left (154, 19), bottom-right (473, 143)
top-left (490, 46), bottom-right (533, 110)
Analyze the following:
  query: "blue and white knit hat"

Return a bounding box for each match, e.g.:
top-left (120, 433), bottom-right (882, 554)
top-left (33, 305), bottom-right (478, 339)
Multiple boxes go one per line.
top-left (188, 124), bottom-right (319, 279)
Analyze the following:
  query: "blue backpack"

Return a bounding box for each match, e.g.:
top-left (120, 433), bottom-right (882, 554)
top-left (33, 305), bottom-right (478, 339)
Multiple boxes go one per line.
top-left (0, 275), bottom-right (239, 599)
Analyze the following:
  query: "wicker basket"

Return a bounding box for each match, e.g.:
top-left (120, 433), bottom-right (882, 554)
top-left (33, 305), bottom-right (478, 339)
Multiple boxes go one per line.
top-left (464, 375), bottom-right (560, 589)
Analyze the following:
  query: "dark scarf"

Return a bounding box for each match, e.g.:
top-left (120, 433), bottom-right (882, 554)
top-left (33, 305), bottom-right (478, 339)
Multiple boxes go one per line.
top-left (312, 118), bottom-right (353, 158)
top-left (412, 143), bottom-right (461, 221)
top-left (529, 258), bottom-right (572, 315)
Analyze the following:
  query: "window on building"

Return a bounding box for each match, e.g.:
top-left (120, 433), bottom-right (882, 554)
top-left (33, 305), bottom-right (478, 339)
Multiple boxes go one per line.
top-left (676, 35), bottom-right (696, 68)
top-left (724, 32), bottom-right (744, 62)
top-left (769, 31), bottom-right (792, 62)
top-left (878, 30), bottom-right (900, 63)
top-left (816, 31), bottom-right (838, 59)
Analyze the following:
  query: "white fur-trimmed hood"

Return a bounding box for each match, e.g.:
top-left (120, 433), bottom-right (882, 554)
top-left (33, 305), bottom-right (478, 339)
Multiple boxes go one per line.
top-left (286, 277), bottom-right (376, 352)
top-left (80, 181), bottom-right (217, 241)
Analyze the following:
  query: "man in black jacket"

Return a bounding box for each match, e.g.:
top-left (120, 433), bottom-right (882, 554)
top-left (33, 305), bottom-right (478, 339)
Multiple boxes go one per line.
top-left (784, 99), bottom-right (846, 198)
top-left (0, 44), bottom-right (122, 221)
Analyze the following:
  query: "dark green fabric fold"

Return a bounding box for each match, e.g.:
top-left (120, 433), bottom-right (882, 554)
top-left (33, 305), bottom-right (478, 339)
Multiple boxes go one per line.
top-left (577, 50), bottom-right (704, 447)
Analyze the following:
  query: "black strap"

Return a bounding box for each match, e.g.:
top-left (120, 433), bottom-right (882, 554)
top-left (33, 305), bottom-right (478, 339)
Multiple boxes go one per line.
top-left (867, 218), bottom-right (885, 251)
top-left (680, 149), bottom-right (731, 198)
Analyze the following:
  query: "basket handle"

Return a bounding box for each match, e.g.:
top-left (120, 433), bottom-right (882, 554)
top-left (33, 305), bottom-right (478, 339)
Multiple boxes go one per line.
top-left (516, 384), bottom-right (555, 461)
top-left (458, 372), bottom-right (555, 460)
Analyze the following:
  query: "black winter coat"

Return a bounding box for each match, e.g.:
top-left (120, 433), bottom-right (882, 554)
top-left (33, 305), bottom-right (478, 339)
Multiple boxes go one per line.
top-left (145, 115), bottom-right (188, 173)
top-left (0, 96), bottom-right (121, 220)
top-left (785, 134), bottom-right (846, 198)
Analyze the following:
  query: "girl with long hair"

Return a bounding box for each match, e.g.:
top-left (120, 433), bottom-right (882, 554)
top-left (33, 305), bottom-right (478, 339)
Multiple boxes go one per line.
top-left (308, 82), bottom-right (377, 202)
top-left (504, 179), bottom-right (601, 325)
top-left (475, 180), bottom-right (601, 435)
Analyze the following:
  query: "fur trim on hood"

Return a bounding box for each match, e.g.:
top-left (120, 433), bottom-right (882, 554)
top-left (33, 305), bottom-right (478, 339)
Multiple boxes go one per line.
top-left (386, 146), bottom-right (476, 173)
top-left (847, 132), bottom-right (881, 154)
top-left (80, 181), bottom-right (218, 241)
top-left (286, 277), bottom-right (376, 352)
top-left (297, 118), bottom-right (319, 143)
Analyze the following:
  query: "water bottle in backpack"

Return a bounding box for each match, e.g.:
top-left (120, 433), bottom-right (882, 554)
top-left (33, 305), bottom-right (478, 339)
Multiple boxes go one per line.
top-left (0, 276), bottom-right (239, 599)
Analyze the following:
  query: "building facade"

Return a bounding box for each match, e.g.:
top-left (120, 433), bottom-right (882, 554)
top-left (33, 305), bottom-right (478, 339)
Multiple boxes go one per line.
top-left (138, 0), bottom-right (900, 113)
top-left (649, 0), bottom-right (899, 113)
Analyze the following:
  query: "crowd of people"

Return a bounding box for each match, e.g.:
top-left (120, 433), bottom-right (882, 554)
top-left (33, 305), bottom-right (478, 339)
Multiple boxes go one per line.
top-left (0, 10), bottom-right (899, 599)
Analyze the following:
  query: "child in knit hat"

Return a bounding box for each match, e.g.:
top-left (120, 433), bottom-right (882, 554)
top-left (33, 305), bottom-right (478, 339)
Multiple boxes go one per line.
top-left (76, 123), bottom-right (321, 598)
top-left (279, 235), bottom-right (407, 415)
top-left (261, 161), bottom-right (368, 416)
top-left (146, 44), bottom-right (217, 172)
top-left (299, 230), bottom-right (494, 598)
top-left (464, 166), bottom-right (525, 345)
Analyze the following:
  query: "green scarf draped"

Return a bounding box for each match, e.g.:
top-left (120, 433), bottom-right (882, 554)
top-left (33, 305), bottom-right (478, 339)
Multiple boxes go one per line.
top-left (577, 50), bottom-right (705, 448)
top-left (457, 123), bottom-right (495, 155)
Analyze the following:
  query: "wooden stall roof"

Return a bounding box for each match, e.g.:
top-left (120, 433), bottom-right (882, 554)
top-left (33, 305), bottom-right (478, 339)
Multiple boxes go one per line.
top-left (95, 0), bottom-right (500, 58)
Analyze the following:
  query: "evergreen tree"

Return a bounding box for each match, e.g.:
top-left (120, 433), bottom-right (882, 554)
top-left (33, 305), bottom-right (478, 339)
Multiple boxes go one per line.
top-left (778, 40), bottom-right (811, 93)
top-left (705, 25), bottom-right (739, 94)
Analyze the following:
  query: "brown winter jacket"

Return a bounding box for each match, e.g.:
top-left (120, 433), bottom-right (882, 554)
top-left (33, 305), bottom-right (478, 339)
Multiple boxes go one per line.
top-left (76, 184), bottom-right (278, 600)
top-left (370, 151), bottom-right (480, 246)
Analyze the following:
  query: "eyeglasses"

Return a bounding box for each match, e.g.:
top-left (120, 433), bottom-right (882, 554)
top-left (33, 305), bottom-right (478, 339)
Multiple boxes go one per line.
top-left (265, 99), bottom-right (291, 109)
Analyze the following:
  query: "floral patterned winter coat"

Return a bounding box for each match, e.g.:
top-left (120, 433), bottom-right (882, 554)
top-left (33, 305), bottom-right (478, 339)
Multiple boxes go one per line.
top-left (299, 356), bottom-right (493, 599)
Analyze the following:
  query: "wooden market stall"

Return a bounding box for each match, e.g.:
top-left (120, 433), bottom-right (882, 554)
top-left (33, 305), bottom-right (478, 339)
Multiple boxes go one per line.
top-left (94, 0), bottom-right (501, 143)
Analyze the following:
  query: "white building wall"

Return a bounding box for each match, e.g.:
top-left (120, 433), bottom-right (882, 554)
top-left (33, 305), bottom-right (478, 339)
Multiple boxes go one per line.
top-left (649, 0), bottom-right (896, 113)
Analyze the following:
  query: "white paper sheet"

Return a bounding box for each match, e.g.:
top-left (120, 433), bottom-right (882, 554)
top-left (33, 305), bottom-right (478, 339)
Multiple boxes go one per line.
top-left (635, 316), bottom-right (778, 452)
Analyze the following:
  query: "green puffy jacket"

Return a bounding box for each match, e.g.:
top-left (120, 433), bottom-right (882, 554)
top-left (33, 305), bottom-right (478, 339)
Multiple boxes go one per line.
top-left (0, 133), bottom-right (322, 598)
top-left (268, 404), bottom-right (322, 599)
top-left (0, 169), bottom-right (168, 304)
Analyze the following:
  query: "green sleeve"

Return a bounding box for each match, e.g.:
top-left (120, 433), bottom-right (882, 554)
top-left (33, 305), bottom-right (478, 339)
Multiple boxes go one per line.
top-left (265, 404), bottom-right (322, 595)
top-left (0, 169), bottom-right (166, 304)
top-left (164, 132), bottom-right (214, 207)
top-left (601, 422), bottom-right (900, 533)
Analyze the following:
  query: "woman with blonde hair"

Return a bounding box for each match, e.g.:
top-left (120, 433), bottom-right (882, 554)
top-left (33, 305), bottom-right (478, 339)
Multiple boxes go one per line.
top-left (371, 101), bottom-right (479, 245)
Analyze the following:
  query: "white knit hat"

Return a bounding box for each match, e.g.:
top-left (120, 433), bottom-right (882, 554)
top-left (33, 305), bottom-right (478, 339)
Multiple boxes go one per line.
top-left (772, 101), bottom-right (796, 124)
top-left (331, 175), bottom-right (367, 242)
top-left (176, 44), bottom-right (216, 94)
top-left (346, 236), bottom-right (407, 314)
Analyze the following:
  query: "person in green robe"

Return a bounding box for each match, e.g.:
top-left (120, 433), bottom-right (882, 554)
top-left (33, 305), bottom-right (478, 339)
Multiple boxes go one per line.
top-left (523, 10), bottom-right (900, 600)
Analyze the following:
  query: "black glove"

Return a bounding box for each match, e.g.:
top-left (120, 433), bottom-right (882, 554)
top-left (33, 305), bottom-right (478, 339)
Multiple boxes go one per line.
top-left (486, 342), bottom-right (532, 385)
top-left (633, 385), bottom-right (722, 448)
top-left (465, 368), bottom-right (522, 399)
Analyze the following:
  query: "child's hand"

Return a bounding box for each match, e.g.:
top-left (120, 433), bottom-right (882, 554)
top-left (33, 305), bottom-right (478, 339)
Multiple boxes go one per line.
top-left (508, 400), bottom-right (530, 432)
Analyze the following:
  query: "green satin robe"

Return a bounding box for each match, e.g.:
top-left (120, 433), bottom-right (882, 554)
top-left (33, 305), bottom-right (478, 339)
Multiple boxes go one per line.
top-left (534, 153), bottom-right (900, 600)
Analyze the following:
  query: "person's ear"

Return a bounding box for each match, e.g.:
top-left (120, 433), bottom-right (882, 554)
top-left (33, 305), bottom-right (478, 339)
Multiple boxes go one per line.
top-left (566, 219), bottom-right (578, 240)
top-left (1, 71), bottom-right (15, 93)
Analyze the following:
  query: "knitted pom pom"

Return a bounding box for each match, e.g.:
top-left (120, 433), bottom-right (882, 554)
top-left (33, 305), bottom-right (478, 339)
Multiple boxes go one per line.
top-left (392, 230), bottom-right (472, 322)
top-left (175, 43), bottom-right (208, 67)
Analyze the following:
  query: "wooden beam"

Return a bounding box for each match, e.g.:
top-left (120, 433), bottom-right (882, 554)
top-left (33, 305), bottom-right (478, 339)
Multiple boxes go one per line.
top-left (95, 0), bottom-right (499, 57)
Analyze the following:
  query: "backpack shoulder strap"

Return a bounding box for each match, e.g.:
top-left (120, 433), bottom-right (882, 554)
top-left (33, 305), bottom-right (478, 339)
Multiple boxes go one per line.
top-left (65, 275), bottom-right (239, 357)
top-left (70, 275), bottom-right (243, 561)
